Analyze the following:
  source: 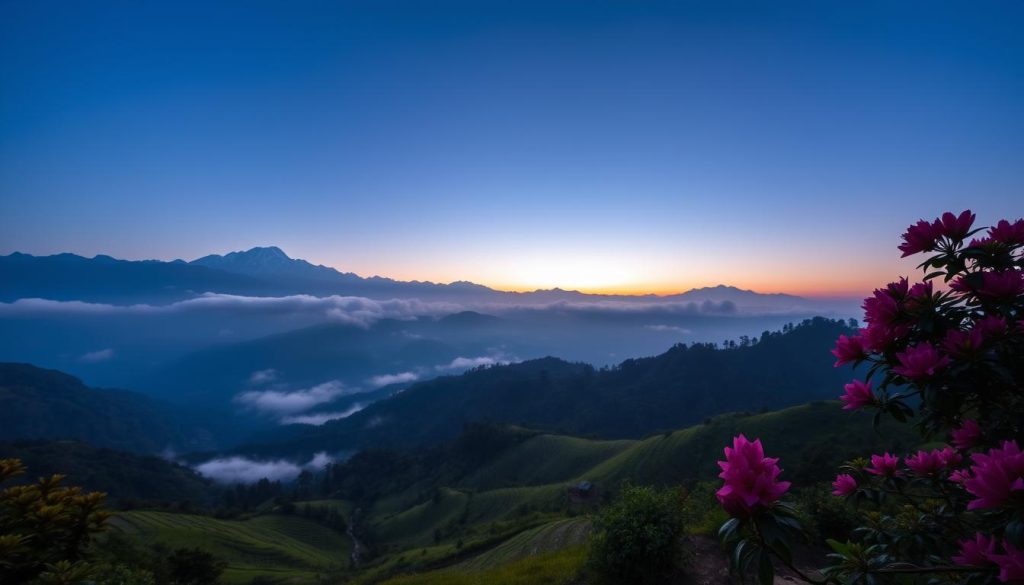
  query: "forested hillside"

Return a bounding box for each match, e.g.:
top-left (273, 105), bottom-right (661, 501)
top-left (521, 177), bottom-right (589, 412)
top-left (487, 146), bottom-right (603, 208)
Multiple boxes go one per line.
top-left (253, 317), bottom-right (857, 455)
top-left (0, 363), bottom-right (219, 452)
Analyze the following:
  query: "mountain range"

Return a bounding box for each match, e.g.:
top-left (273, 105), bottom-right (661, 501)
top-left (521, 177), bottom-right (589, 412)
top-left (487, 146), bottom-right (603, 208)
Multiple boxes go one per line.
top-left (0, 247), bottom-right (815, 312)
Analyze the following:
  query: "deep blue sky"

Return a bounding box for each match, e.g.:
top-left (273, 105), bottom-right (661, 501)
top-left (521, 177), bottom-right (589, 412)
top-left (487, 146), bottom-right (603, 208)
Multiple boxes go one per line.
top-left (1, 1), bottom-right (1021, 295)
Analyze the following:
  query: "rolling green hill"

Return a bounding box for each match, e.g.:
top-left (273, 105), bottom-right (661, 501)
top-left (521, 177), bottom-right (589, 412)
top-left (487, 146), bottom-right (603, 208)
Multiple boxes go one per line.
top-left (103, 400), bottom-right (917, 584)
top-left (323, 400), bottom-right (916, 582)
top-left (453, 517), bottom-right (591, 571)
top-left (111, 511), bottom-right (353, 584)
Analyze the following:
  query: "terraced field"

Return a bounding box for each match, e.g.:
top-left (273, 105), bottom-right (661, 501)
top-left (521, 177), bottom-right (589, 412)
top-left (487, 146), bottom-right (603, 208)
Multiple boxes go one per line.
top-left (112, 511), bottom-right (352, 584)
top-left (371, 487), bottom-right (471, 548)
top-left (455, 517), bottom-right (591, 571)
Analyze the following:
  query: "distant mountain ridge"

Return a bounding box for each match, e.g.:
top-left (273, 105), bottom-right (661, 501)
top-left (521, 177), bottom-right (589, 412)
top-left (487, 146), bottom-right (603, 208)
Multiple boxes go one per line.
top-left (0, 247), bottom-right (813, 310)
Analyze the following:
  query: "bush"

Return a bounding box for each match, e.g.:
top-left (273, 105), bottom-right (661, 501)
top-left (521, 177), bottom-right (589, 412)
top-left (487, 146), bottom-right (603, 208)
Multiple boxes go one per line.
top-left (588, 484), bottom-right (687, 584)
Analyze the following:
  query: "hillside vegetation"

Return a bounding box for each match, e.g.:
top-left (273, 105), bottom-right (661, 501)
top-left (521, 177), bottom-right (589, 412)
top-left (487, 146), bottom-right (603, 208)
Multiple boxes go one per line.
top-left (110, 511), bottom-right (352, 584)
top-left (0, 440), bottom-right (214, 506)
top-left (0, 363), bottom-right (217, 452)
top-left (257, 317), bottom-right (858, 455)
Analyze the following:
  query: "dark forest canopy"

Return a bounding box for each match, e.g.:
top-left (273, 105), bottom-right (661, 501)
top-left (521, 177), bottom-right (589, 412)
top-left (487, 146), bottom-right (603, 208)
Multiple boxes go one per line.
top-left (246, 317), bottom-right (858, 457)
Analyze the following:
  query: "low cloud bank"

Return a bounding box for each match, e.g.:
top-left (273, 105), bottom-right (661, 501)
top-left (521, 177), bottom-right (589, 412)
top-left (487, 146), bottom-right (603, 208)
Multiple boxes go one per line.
top-left (281, 403), bottom-right (366, 425)
top-left (79, 348), bottom-right (115, 363)
top-left (236, 381), bottom-right (349, 415)
top-left (436, 355), bottom-right (511, 371)
top-left (644, 324), bottom-right (693, 335)
top-left (0, 292), bottom-right (835, 329)
top-left (248, 368), bottom-right (279, 385)
top-left (369, 372), bottom-right (419, 387)
top-left (0, 294), bottom-right (459, 328)
top-left (194, 451), bottom-right (336, 484)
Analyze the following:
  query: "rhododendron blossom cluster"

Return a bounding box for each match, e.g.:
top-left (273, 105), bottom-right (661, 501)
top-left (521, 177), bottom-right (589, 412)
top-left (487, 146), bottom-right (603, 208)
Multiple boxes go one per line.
top-left (717, 211), bottom-right (1024, 585)
top-left (715, 435), bottom-right (790, 517)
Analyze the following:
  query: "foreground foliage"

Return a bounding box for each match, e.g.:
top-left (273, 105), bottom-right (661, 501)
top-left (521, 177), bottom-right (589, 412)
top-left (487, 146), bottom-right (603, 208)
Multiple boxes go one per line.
top-left (0, 458), bottom-right (109, 584)
top-left (588, 484), bottom-right (687, 584)
top-left (380, 546), bottom-right (586, 585)
top-left (716, 211), bottom-right (1024, 585)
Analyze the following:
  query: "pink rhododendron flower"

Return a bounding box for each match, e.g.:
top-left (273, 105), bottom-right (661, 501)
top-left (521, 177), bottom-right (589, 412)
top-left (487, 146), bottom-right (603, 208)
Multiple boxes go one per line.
top-left (953, 420), bottom-right (982, 450)
top-left (866, 453), bottom-right (901, 477)
top-left (953, 271), bottom-right (1024, 300)
top-left (859, 323), bottom-right (908, 353)
top-left (953, 532), bottom-right (997, 567)
top-left (831, 334), bottom-right (867, 367)
top-left (936, 210), bottom-right (976, 240)
top-left (862, 289), bottom-right (901, 327)
top-left (716, 435), bottom-right (790, 517)
top-left (906, 449), bottom-right (944, 476)
top-left (840, 380), bottom-right (874, 411)
top-left (943, 328), bottom-right (985, 358)
top-left (989, 218), bottom-right (1024, 246)
top-left (948, 316), bottom-right (1010, 356)
top-left (886, 277), bottom-right (910, 298)
top-left (905, 281), bottom-right (934, 312)
top-left (950, 469), bottom-right (972, 484)
top-left (831, 474), bottom-right (857, 497)
top-left (899, 220), bottom-right (941, 257)
top-left (979, 270), bottom-right (1024, 300)
top-left (989, 541), bottom-right (1024, 584)
top-left (964, 441), bottom-right (1024, 510)
top-left (938, 446), bottom-right (963, 468)
top-left (977, 315), bottom-right (1008, 339)
top-left (892, 343), bottom-right (951, 380)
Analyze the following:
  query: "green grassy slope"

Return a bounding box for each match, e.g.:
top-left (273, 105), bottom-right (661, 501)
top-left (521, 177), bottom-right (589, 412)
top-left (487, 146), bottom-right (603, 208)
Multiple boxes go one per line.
top-left (379, 546), bottom-right (587, 585)
top-left (457, 434), bottom-right (634, 490)
top-left (111, 511), bottom-right (352, 584)
top-left (106, 401), bottom-right (919, 585)
top-left (580, 401), bottom-right (918, 488)
top-left (371, 487), bottom-right (471, 549)
top-left (455, 518), bottom-right (591, 571)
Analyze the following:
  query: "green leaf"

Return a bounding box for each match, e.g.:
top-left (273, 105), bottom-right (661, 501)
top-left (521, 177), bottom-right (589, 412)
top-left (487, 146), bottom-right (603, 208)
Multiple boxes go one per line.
top-left (827, 539), bottom-right (851, 556)
top-left (1008, 520), bottom-right (1024, 548)
top-left (719, 518), bottom-right (740, 541)
top-left (733, 539), bottom-right (749, 569)
top-left (758, 550), bottom-right (775, 585)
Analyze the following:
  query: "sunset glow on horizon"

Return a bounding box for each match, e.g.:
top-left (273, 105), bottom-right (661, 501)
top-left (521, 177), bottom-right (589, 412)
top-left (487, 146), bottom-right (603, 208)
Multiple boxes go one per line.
top-left (2, 2), bottom-right (1021, 299)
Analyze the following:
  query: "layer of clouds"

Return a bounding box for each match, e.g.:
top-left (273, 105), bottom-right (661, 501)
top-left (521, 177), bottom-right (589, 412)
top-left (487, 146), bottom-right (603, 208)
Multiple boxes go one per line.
top-left (436, 352), bottom-right (517, 372)
top-left (236, 380), bottom-right (349, 415)
top-left (0, 293), bottom-right (833, 328)
top-left (0, 294), bottom-right (459, 328)
top-left (644, 324), bottom-right (693, 335)
top-left (248, 368), bottom-right (279, 385)
top-left (79, 348), bottom-right (115, 363)
top-left (280, 403), bottom-right (366, 426)
top-left (492, 299), bottom-right (739, 316)
top-left (369, 371), bottom-right (419, 388)
top-left (194, 451), bottom-right (335, 484)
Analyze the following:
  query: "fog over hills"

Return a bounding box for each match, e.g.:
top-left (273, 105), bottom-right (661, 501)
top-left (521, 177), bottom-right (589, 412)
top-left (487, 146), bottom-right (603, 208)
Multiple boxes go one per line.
top-left (0, 246), bottom-right (860, 447)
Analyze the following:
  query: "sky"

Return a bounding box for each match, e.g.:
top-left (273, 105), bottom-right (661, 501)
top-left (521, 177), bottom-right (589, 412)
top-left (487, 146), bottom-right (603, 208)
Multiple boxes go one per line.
top-left (1, 1), bottom-right (1021, 297)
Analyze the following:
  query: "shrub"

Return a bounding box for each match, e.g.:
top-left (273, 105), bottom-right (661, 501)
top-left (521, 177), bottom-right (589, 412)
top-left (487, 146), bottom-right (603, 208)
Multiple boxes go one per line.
top-left (0, 458), bottom-right (110, 584)
top-left (588, 484), bottom-right (687, 584)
